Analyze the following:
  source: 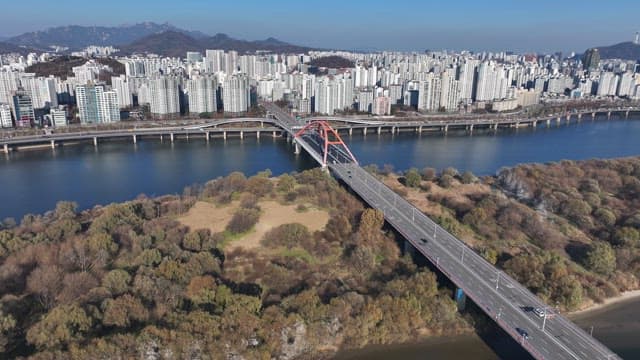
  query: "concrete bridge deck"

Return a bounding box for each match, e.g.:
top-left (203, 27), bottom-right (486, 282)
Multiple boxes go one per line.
top-left (265, 102), bottom-right (622, 360)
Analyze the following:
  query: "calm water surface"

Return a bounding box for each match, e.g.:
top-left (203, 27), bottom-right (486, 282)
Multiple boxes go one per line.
top-left (1, 117), bottom-right (639, 358)
top-left (1, 117), bottom-right (639, 220)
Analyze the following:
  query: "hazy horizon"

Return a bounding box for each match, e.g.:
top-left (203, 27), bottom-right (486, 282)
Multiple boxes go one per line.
top-left (1, 0), bottom-right (639, 53)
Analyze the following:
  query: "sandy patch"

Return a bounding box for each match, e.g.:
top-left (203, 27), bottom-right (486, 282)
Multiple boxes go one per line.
top-left (177, 200), bottom-right (330, 251)
top-left (230, 201), bottom-right (329, 250)
top-left (178, 201), bottom-right (237, 233)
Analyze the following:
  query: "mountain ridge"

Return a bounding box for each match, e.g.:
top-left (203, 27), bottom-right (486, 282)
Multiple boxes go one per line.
top-left (6, 22), bottom-right (209, 51)
top-left (119, 30), bottom-right (316, 56)
top-left (592, 41), bottom-right (640, 60)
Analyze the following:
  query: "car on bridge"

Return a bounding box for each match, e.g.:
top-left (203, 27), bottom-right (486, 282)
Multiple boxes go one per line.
top-left (516, 327), bottom-right (530, 340)
top-left (533, 307), bottom-right (545, 318)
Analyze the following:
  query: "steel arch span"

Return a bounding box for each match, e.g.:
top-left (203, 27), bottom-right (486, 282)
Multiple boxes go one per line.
top-left (294, 120), bottom-right (358, 167)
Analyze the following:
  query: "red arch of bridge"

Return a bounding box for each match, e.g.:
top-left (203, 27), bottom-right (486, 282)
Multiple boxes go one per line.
top-left (294, 120), bottom-right (358, 166)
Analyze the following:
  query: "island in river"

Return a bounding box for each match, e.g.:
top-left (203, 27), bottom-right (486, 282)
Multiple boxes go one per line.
top-left (1, 156), bottom-right (639, 359)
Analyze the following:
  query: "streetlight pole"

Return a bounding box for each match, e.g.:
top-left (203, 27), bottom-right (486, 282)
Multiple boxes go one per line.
top-left (542, 307), bottom-right (547, 332)
top-left (495, 272), bottom-right (500, 290)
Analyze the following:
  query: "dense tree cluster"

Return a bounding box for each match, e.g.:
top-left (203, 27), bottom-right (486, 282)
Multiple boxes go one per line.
top-left (385, 158), bottom-right (640, 310)
top-left (0, 169), bottom-right (464, 359)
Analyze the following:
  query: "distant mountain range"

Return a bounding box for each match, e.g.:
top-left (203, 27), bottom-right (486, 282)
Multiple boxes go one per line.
top-left (0, 41), bottom-right (36, 55)
top-left (5, 22), bottom-right (209, 51)
top-left (0, 22), bottom-right (316, 56)
top-left (592, 41), bottom-right (640, 61)
top-left (120, 31), bottom-right (315, 56)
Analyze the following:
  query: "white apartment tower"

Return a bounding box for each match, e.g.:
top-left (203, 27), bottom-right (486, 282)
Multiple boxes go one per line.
top-left (222, 74), bottom-right (250, 113)
top-left (149, 76), bottom-right (181, 117)
top-left (111, 75), bottom-right (133, 108)
top-left (0, 104), bottom-right (12, 128)
top-left (186, 75), bottom-right (217, 114)
top-left (75, 85), bottom-right (120, 124)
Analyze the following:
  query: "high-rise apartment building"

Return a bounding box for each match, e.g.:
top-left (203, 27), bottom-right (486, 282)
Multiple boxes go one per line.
top-left (186, 75), bottom-right (217, 114)
top-left (222, 74), bottom-right (250, 113)
top-left (457, 60), bottom-right (477, 102)
top-left (372, 96), bottom-right (391, 115)
top-left (583, 49), bottom-right (601, 71)
top-left (149, 76), bottom-right (181, 117)
top-left (597, 72), bottom-right (619, 96)
top-left (0, 103), bottom-right (12, 128)
top-left (205, 50), bottom-right (225, 73)
top-left (12, 89), bottom-right (36, 128)
top-left (0, 71), bottom-right (19, 104)
top-left (111, 75), bottom-right (133, 108)
top-left (418, 74), bottom-right (442, 111)
top-left (76, 84), bottom-right (120, 124)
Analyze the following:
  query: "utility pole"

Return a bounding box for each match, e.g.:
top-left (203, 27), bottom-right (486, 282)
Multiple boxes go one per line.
top-left (542, 307), bottom-right (548, 332)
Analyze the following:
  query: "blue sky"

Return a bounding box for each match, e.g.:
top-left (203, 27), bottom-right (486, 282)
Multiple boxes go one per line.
top-left (1, 0), bottom-right (638, 53)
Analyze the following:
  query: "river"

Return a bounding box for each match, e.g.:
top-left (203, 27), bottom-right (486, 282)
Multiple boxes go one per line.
top-left (2, 116), bottom-right (640, 220)
top-left (1, 116), bottom-right (640, 358)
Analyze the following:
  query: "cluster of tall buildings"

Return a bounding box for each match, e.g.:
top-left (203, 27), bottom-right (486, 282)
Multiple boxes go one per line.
top-left (0, 44), bottom-right (639, 129)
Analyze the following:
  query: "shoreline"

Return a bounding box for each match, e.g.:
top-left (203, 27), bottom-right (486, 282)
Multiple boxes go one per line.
top-left (569, 289), bottom-right (640, 317)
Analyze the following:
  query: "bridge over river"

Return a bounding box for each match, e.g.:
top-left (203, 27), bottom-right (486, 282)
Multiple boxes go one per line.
top-left (262, 102), bottom-right (622, 360)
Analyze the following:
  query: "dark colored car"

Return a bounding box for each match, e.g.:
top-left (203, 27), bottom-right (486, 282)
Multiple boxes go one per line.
top-left (516, 327), bottom-right (530, 340)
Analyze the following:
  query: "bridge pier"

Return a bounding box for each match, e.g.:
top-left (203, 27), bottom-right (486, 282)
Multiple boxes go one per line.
top-left (578, 113), bottom-right (582, 121)
top-left (240, 131), bottom-right (244, 140)
top-left (160, 134), bottom-right (163, 142)
top-left (363, 127), bottom-right (367, 136)
top-left (514, 122), bottom-right (520, 128)
top-left (206, 131), bottom-right (210, 143)
top-left (455, 288), bottom-right (467, 311)
top-left (403, 240), bottom-right (415, 257)
top-left (566, 114), bottom-right (571, 121)
top-left (223, 131), bottom-right (227, 140)
top-left (391, 126), bottom-right (395, 134)
top-left (348, 128), bottom-right (353, 136)
top-left (132, 134), bottom-right (137, 144)
top-left (377, 126), bottom-right (381, 135)
top-left (3, 144), bottom-right (8, 154)
top-left (546, 119), bottom-right (551, 127)
top-left (443, 125), bottom-right (448, 133)
top-left (626, 110), bottom-right (630, 118)
top-left (260, 121), bottom-right (264, 128)
top-left (556, 116), bottom-right (561, 123)
top-left (607, 111), bottom-right (611, 119)
top-left (272, 131), bottom-right (277, 138)
top-left (418, 125), bottom-right (423, 133)
top-left (468, 124), bottom-right (474, 132)
top-left (170, 133), bottom-right (174, 143)
top-left (592, 112), bottom-right (596, 119)
top-left (293, 141), bottom-right (300, 154)
top-left (50, 140), bottom-right (55, 149)
top-left (93, 137), bottom-right (98, 147)
top-left (532, 120), bottom-right (537, 127)
top-left (256, 131), bottom-right (260, 139)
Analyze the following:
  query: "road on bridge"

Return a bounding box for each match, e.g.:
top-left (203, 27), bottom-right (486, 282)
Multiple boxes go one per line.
top-left (264, 102), bottom-right (622, 360)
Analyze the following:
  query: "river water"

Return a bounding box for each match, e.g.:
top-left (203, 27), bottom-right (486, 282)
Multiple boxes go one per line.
top-left (2, 116), bottom-right (639, 221)
top-left (1, 116), bottom-right (640, 358)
